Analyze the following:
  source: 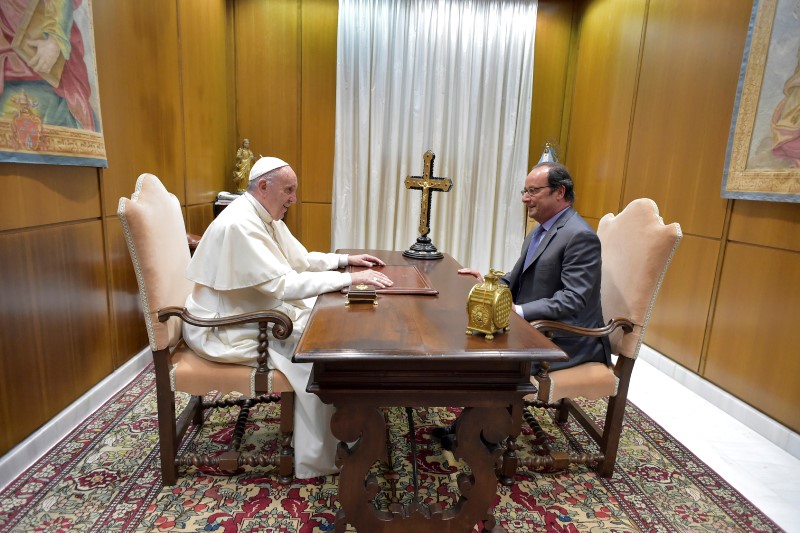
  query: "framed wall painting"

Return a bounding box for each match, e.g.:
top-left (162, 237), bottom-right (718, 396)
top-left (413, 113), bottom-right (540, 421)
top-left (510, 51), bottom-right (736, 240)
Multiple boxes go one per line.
top-left (0, 0), bottom-right (107, 167)
top-left (722, 0), bottom-right (800, 202)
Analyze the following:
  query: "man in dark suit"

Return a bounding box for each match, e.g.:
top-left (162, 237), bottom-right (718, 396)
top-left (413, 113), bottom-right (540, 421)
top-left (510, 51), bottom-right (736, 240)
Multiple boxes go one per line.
top-left (437, 162), bottom-right (609, 449)
top-left (495, 162), bottom-right (610, 371)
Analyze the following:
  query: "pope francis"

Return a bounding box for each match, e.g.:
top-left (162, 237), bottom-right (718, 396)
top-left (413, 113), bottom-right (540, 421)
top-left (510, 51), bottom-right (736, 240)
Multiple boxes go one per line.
top-left (184, 156), bottom-right (393, 478)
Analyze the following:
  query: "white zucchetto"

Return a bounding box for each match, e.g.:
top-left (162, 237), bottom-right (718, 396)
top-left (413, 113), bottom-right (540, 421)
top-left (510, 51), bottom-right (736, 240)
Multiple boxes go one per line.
top-left (249, 156), bottom-right (289, 181)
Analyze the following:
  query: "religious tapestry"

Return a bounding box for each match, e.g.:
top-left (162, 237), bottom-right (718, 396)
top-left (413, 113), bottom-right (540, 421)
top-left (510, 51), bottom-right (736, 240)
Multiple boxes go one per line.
top-left (722, 0), bottom-right (800, 202)
top-left (0, 0), bottom-right (107, 167)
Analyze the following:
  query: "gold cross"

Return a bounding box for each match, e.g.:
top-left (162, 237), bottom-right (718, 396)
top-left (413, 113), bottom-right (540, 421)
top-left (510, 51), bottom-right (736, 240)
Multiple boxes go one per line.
top-left (404, 151), bottom-right (452, 236)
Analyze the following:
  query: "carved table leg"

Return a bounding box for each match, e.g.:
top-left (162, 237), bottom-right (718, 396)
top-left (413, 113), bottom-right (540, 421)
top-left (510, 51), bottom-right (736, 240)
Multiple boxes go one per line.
top-left (331, 404), bottom-right (512, 532)
top-left (442, 406), bottom-right (511, 531)
top-left (331, 405), bottom-right (393, 532)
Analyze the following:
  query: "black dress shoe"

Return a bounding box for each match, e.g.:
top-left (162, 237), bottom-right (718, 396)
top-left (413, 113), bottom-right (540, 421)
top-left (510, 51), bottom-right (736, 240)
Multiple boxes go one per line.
top-left (431, 424), bottom-right (456, 439)
top-left (440, 433), bottom-right (456, 451)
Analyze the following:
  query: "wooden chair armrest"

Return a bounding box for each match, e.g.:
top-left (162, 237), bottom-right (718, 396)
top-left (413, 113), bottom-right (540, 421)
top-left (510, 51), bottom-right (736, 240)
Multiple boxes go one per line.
top-left (530, 317), bottom-right (634, 338)
top-left (157, 306), bottom-right (293, 340)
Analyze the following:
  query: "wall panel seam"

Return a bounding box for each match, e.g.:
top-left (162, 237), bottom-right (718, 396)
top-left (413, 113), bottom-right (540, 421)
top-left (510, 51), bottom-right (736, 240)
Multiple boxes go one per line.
top-left (558, 0), bottom-right (582, 161)
top-left (698, 199), bottom-right (734, 375)
top-left (97, 168), bottom-right (118, 370)
top-left (0, 218), bottom-right (103, 236)
top-left (296, 0), bottom-right (305, 240)
top-left (176, 0), bottom-right (188, 203)
top-left (618, 0), bottom-right (650, 214)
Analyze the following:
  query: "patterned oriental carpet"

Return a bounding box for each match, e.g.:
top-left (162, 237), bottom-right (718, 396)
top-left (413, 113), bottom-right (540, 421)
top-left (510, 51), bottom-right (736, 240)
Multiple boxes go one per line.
top-left (0, 365), bottom-right (781, 533)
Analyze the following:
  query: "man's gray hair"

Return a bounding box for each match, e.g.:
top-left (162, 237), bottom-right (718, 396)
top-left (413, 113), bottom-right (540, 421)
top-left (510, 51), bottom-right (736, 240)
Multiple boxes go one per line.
top-left (533, 162), bottom-right (575, 202)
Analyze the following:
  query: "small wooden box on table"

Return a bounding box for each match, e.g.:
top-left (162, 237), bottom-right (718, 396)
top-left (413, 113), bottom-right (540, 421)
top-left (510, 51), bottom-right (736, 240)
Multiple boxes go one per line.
top-left (294, 250), bottom-right (566, 532)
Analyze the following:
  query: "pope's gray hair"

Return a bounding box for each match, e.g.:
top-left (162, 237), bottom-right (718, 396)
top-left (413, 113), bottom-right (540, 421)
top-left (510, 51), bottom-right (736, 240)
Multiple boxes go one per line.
top-left (246, 168), bottom-right (279, 192)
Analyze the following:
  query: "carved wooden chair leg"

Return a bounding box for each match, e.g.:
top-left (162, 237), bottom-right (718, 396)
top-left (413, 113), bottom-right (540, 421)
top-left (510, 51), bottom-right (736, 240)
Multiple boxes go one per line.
top-left (556, 399), bottom-right (569, 423)
top-left (213, 397), bottom-right (250, 474)
top-left (499, 403), bottom-right (522, 486)
top-left (524, 406), bottom-right (553, 456)
top-left (595, 394), bottom-right (624, 477)
top-left (192, 395), bottom-right (205, 425)
top-left (230, 399), bottom-right (255, 452)
top-left (279, 391), bottom-right (295, 484)
top-left (159, 396), bottom-right (179, 486)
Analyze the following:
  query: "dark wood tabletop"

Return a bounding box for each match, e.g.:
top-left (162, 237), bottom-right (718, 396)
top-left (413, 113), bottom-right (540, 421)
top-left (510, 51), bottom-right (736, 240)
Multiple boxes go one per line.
top-left (294, 250), bottom-right (566, 400)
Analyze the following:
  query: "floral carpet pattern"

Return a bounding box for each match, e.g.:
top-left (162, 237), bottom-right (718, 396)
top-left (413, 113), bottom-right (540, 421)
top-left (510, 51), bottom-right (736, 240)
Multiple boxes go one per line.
top-left (0, 365), bottom-right (781, 532)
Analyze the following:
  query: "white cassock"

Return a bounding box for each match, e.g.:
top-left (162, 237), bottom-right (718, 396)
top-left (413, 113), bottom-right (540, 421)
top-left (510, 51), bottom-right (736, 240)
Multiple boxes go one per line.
top-left (183, 192), bottom-right (349, 478)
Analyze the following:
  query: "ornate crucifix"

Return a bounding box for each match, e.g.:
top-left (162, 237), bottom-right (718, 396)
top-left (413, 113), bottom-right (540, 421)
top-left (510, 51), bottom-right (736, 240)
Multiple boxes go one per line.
top-left (403, 150), bottom-right (452, 260)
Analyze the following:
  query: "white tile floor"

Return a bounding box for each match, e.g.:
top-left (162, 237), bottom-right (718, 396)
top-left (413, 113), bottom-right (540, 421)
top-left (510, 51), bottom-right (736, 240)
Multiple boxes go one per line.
top-left (633, 346), bottom-right (800, 533)
top-left (1, 346), bottom-right (798, 531)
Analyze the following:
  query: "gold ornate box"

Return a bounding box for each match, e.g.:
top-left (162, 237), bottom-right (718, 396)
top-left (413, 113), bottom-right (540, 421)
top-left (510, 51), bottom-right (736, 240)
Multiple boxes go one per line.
top-left (346, 284), bottom-right (378, 306)
top-left (466, 269), bottom-right (512, 340)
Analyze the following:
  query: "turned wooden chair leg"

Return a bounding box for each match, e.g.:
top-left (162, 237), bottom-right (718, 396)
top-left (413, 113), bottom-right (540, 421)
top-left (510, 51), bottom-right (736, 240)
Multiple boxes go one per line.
top-left (499, 403), bottom-right (522, 485)
top-left (192, 394), bottom-right (204, 426)
top-left (556, 399), bottom-right (569, 423)
top-left (279, 391), bottom-right (295, 484)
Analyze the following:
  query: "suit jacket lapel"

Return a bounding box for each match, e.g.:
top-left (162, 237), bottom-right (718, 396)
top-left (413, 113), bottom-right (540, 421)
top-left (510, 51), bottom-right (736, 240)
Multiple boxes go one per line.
top-left (523, 207), bottom-right (576, 272)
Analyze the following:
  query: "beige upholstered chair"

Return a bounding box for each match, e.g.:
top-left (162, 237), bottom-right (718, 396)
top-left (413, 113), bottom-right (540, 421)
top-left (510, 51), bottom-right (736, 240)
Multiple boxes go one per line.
top-left (118, 173), bottom-right (295, 485)
top-left (504, 198), bottom-right (681, 479)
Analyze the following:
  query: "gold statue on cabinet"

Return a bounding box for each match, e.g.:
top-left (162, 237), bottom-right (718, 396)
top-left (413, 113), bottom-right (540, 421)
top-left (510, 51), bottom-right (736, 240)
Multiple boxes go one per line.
top-left (232, 138), bottom-right (254, 193)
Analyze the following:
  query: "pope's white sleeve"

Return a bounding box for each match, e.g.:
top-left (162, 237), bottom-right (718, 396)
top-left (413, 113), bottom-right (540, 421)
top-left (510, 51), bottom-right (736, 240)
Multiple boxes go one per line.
top-left (254, 269), bottom-right (351, 300)
top-left (306, 251), bottom-right (346, 271)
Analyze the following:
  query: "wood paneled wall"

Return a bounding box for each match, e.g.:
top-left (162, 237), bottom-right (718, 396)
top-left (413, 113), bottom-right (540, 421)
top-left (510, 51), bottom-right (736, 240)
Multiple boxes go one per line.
top-left (552, 0), bottom-right (800, 432)
top-left (529, 1), bottom-right (575, 168)
top-left (565, 0), bottom-right (648, 220)
top-left (234, 0), bottom-right (301, 234)
top-left (0, 221), bottom-right (112, 453)
top-left (232, 0), bottom-right (338, 247)
top-left (300, 0), bottom-right (338, 252)
top-left (0, 0), bottom-right (232, 456)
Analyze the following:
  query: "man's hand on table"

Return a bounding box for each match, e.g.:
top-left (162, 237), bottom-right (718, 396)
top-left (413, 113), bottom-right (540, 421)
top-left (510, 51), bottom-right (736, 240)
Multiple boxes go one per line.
top-left (457, 268), bottom-right (484, 282)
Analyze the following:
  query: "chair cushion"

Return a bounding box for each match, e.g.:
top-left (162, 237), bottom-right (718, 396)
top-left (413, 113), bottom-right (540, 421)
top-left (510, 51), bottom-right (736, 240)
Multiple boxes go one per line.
top-left (171, 344), bottom-right (291, 397)
top-left (535, 362), bottom-right (619, 403)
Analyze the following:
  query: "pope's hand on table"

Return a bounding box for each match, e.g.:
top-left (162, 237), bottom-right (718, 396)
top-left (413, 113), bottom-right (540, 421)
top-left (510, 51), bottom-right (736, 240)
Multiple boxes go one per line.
top-left (350, 269), bottom-right (393, 289)
top-left (348, 254), bottom-right (386, 267)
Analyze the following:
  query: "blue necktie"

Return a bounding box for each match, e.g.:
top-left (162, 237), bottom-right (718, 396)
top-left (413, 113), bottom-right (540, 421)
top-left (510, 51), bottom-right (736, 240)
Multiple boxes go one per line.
top-left (523, 225), bottom-right (546, 270)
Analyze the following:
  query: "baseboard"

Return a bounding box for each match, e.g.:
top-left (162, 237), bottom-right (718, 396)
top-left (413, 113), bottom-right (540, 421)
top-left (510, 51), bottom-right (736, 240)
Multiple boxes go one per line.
top-left (0, 348), bottom-right (151, 491)
top-left (638, 344), bottom-right (800, 460)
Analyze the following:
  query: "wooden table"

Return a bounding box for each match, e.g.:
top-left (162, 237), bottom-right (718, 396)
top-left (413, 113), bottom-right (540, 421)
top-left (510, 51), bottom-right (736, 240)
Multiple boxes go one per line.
top-left (294, 250), bottom-right (567, 532)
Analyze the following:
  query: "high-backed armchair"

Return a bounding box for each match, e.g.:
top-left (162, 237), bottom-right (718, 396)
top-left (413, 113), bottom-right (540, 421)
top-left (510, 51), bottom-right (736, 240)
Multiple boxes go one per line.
top-left (503, 198), bottom-right (682, 479)
top-left (118, 173), bottom-right (295, 485)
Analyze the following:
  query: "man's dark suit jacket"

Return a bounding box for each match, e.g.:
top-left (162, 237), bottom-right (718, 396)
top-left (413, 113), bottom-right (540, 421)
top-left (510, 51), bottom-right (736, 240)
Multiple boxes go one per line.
top-left (501, 206), bottom-right (610, 371)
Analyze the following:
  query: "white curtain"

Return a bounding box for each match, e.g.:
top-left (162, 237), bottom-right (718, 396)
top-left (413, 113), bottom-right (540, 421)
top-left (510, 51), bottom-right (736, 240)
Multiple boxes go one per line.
top-left (332, 0), bottom-right (537, 273)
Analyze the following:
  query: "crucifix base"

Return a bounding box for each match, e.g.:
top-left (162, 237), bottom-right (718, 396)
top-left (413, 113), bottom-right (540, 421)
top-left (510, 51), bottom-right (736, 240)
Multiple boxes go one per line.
top-left (403, 235), bottom-right (443, 260)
